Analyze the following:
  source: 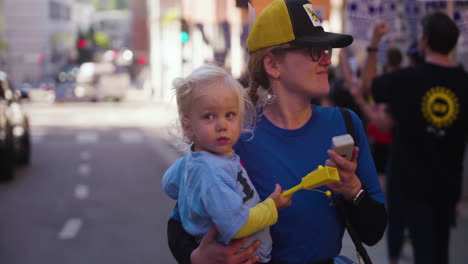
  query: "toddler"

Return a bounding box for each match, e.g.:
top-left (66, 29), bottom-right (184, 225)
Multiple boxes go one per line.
top-left (162, 64), bottom-right (292, 263)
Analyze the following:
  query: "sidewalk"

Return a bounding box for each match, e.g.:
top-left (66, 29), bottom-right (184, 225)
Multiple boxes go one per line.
top-left (340, 199), bottom-right (468, 264)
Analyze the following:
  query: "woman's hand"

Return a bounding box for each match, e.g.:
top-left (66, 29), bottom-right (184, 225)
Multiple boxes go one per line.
top-left (191, 225), bottom-right (260, 264)
top-left (269, 184), bottom-right (293, 210)
top-left (325, 147), bottom-right (362, 200)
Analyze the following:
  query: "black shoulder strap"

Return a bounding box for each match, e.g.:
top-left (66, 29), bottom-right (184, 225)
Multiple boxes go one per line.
top-left (339, 107), bottom-right (356, 140)
top-left (337, 107), bottom-right (373, 264)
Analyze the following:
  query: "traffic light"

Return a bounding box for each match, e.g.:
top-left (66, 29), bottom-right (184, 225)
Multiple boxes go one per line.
top-left (181, 19), bottom-right (190, 44)
top-left (138, 55), bottom-right (147, 65)
top-left (76, 35), bottom-right (92, 64)
top-left (77, 38), bottom-right (87, 49)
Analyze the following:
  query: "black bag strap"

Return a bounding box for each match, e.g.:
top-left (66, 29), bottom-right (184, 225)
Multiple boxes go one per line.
top-left (337, 107), bottom-right (373, 264)
top-left (339, 107), bottom-right (356, 141)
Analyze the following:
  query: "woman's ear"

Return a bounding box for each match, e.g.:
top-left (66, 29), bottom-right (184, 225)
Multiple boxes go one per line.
top-left (182, 117), bottom-right (194, 142)
top-left (263, 52), bottom-right (281, 79)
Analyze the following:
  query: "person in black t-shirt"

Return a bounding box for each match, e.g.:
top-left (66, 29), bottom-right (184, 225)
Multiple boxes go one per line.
top-left (326, 47), bottom-right (363, 118)
top-left (351, 22), bottom-right (413, 264)
top-left (371, 12), bottom-right (468, 264)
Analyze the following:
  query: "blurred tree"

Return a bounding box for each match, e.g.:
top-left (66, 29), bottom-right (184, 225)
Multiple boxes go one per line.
top-left (94, 31), bottom-right (111, 49)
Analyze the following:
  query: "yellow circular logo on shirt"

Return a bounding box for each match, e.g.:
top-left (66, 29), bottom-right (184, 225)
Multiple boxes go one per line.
top-left (421, 86), bottom-right (459, 128)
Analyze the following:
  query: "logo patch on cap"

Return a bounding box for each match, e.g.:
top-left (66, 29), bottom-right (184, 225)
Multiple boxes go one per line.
top-left (303, 4), bottom-right (322, 27)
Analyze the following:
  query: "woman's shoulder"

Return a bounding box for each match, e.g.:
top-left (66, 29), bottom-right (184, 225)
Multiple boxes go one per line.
top-left (312, 105), bottom-right (363, 134)
top-left (312, 105), bottom-right (357, 120)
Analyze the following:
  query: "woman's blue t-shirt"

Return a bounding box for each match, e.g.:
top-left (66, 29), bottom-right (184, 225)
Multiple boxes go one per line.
top-left (233, 105), bottom-right (384, 263)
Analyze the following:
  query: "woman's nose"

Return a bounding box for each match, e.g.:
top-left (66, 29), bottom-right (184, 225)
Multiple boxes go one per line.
top-left (320, 51), bottom-right (331, 66)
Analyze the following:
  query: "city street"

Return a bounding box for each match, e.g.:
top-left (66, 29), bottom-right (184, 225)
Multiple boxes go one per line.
top-left (0, 97), bottom-right (467, 264)
top-left (1, 0), bottom-right (468, 263)
top-left (0, 99), bottom-right (182, 264)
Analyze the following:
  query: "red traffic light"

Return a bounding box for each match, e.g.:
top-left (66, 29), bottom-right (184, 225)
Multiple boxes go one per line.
top-left (77, 38), bottom-right (87, 49)
top-left (38, 53), bottom-right (46, 63)
top-left (138, 55), bottom-right (148, 65)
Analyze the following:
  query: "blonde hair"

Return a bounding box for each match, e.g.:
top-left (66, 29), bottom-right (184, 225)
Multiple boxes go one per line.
top-left (173, 64), bottom-right (255, 143)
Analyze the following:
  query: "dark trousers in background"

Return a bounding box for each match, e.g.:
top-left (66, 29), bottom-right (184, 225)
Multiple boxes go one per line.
top-left (387, 193), bottom-right (406, 262)
top-left (387, 194), bottom-right (453, 264)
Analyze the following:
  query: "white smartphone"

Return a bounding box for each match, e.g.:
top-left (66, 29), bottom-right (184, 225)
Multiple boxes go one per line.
top-left (331, 134), bottom-right (354, 160)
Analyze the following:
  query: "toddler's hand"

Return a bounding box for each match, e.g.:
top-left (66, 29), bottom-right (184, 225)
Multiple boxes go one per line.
top-left (269, 184), bottom-right (292, 210)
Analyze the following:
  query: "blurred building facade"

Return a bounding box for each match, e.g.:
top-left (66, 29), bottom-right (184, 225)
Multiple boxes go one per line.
top-left (0, 0), bottom-right (77, 83)
top-left (129, 0), bottom-right (149, 90)
top-left (0, 0), bottom-right (131, 85)
top-left (91, 9), bottom-right (130, 49)
top-left (130, 0), bottom-right (148, 60)
top-left (146, 0), bottom-right (344, 103)
top-left (146, 0), bottom-right (250, 102)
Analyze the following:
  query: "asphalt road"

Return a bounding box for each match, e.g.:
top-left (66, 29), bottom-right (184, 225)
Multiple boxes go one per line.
top-left (0, 100), bottom-right (182, 264)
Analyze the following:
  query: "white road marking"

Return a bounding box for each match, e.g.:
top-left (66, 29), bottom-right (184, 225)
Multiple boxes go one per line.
top-left (58, 218), bottom-right (82, 240)
top-left (119, 130), bottom-right (143, 143)
top-left (76, 132), bottom-right (98, 144)
top-left (80, 151), bottom-right (91, 161)
top-left (105, 113), bottom-right (120, 122)
top-left (74, 184), bottom-right (89, 200)
top-left (78, 163), bottom-right (91, 176)
top-left (71, 116), bottom-right (89, 125)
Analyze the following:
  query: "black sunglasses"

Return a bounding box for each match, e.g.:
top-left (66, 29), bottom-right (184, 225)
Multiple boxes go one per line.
top-left (272, 46), bottom-right (332, 62)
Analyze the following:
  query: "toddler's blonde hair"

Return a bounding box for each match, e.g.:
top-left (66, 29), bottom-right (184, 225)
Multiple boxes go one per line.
top-left (173, 64), bottom-right (255, 143)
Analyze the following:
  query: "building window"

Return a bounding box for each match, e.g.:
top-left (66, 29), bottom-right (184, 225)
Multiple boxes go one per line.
top-left (49, 1), bottom-right (70, 21)
top-left (236, 0), bottom-right (248, 8)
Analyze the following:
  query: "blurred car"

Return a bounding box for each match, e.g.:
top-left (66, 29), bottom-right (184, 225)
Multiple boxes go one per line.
top-left (97, 65), bottom-right (130, 102)
top-left (75, 62), bottom-right (99, 101)
top-left (14, 82), bottom-right (33, 100)
top-left (57, 64), bottom-right (79, 83)
top-left (53, 64), bottom-right (79, 103)
top-left (75, 51), bottom-right (130, 102)
top-left (26, 78), bottom-right (56, 103)
top-left (0, 74), bottom-right (15, 180)
top-left (0, 71), bottom-right (31, 166)
top-left (54, 81), bottom-right (76, 102)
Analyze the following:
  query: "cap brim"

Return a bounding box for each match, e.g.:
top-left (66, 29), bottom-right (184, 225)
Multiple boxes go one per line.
top-left (291, 31), bottom-right (353, 48)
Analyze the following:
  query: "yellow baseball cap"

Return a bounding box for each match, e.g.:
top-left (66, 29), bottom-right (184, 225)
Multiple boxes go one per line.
top-left (247, 0), bottom-right (353, 53)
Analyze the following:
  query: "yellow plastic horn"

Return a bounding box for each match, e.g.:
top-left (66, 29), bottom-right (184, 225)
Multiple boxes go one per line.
top-left (281, 166), bottom-right (340, 197)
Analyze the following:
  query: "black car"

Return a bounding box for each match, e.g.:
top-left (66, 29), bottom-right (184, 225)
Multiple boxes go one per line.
top-left (0, 73), bottom-right (15, 180)
top-left (0, 71), bottom-right (31, 168)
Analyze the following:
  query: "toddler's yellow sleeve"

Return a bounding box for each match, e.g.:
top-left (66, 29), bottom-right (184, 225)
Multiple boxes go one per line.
top-left (232, 198), bottom-right (278, 239)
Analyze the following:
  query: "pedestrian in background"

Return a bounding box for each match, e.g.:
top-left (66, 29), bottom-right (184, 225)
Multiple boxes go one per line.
top-left (351, 21), bottom-right (405, 264)
top-left (370, 12), bottom-right (468, 264)
top-left (351, 21), bottom-right (399, 193)
top-left (167, 0), bottom-right (387, 263)
top-left (325, 46), bottom-right (362, 117)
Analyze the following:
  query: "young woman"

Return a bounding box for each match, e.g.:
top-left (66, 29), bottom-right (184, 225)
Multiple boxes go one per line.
top-left (167, 1), bottom-right (387, 263)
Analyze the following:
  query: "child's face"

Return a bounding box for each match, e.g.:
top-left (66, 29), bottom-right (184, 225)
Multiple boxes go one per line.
top-left (184, 84), bottom-right (242, 155)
